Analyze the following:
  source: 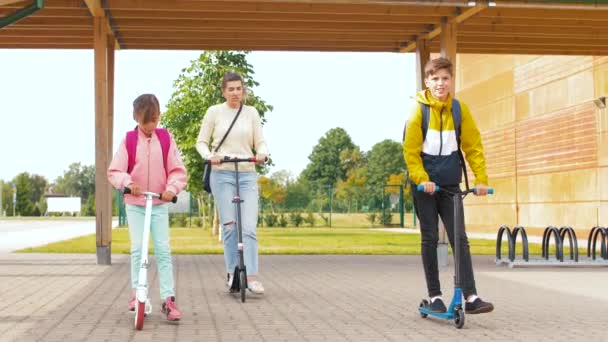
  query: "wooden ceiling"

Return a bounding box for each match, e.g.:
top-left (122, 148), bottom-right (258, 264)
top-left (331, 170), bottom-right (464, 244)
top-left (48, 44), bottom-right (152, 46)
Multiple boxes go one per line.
top-left (1, 0), bottom-right (608, 55)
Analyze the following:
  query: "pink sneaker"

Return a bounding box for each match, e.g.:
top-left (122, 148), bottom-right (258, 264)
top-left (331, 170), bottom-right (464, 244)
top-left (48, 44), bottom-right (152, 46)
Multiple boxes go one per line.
top-left (127, 294), bottom-right (136, 311)
top-left (161, 296), bottom-right (181, 321)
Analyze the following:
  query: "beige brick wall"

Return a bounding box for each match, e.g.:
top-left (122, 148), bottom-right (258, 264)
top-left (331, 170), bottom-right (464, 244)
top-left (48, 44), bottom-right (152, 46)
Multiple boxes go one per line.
top-left (456, 54), bottom-right (606, 236)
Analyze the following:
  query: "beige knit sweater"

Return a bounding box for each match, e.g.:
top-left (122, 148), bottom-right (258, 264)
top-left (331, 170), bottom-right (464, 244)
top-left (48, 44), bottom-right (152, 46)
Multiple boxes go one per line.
top-left (196, 102), bottom-right (269, 172)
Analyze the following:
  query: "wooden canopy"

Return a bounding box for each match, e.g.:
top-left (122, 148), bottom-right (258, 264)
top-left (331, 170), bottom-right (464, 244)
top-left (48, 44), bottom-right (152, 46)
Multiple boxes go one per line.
top-left (3, 0), bottom-right (608, 265)
top-left (2, 0), bottom-right (608, 55)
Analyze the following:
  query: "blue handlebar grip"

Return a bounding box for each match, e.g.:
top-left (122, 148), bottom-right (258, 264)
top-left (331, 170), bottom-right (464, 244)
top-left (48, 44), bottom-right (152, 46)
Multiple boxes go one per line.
top-left (473, 188), bottom-right (494, 194)
top-left (417, 184), bottom-right (440, 192)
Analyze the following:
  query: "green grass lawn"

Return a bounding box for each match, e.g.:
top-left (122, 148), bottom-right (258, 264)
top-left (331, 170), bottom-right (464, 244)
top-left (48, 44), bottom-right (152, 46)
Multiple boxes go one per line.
top-left (17, 227), bottom-right (545, 255)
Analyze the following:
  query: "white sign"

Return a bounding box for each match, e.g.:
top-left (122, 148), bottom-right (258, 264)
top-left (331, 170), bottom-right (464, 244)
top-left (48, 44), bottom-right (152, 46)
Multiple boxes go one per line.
top-left (47, 197), bottom-right (81, 213)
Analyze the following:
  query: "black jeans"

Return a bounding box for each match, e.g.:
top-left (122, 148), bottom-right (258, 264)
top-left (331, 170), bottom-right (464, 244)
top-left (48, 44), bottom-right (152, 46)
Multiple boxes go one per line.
top-left (412, 185), bottom-right (477, 298)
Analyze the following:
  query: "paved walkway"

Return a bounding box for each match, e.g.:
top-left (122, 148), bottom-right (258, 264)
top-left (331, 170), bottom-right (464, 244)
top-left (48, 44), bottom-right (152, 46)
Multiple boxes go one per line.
top-left (0, 253), bottom-right (606, 342)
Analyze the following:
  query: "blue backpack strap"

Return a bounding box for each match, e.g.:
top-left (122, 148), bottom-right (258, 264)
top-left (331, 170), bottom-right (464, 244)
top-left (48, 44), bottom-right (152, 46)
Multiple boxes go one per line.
top-left (451, 98), bottom-right (462, 147)
top-left (421, 103), bottom-right (430, 142)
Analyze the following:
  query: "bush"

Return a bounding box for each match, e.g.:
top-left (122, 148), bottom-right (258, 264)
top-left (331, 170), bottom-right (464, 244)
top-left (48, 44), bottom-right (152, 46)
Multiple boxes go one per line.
top-left (303, 212), bottom-right (315, 227)
top-left (264, 213), bottom-right (278, 227)
top-left (289, 211), bottom-right (304, 227)
top-left (278, 213), bottom-right (288, 227)
top-left (319, 212), bottom-right (329, 225)
top-left (191, 217), bottom-right (204, 228)
top-left (381, 212), bottom-right (393, 226)
top-left (367, 212), bottom-right (378, 226)
top-left (170, 214), bottom-right (187, 228)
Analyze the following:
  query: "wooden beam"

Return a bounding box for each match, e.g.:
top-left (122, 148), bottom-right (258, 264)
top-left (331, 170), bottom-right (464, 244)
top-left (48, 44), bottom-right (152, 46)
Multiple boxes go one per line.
top-left (84, 0), bottom-right (121, 49)
top-left (0, 0), bottom-right (24, 5)
top-left (400, 4), bottom-right (486, 52)
top-left (104, 0), bottom-right (459, 15)
top-left (94, 16), bottom-right (111, 265)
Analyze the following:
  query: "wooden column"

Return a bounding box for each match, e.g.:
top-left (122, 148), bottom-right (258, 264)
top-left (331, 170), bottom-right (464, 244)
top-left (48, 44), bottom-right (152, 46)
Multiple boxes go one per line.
top-left (440, 21), bottom-right (458, 93)
top-left (437, 21), bottom-right (459, 267)
top-left (107, 34), bottom-right (115, 164)
top-left (95, 16), bottom-right (111, 265)
top-left (415, 38), bottom-right (430, 91)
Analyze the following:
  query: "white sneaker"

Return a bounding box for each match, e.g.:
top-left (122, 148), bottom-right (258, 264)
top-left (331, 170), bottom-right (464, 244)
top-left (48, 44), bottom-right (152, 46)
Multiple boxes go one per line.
top-left (247, 280), bottom-right (265, 294)
top-left (226, 273), bottom-right (234, 288)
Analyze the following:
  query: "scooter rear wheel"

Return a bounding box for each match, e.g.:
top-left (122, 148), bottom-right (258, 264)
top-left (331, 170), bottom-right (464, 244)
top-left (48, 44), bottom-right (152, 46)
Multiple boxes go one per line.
top-left (239, 271), bottom-right (247, 303)
top-left (419, 300), bottom-right (428, 318)
top-left (135, 301), bottom-right (145, 330)
top-left (454, 308), bottom-right (465, 329)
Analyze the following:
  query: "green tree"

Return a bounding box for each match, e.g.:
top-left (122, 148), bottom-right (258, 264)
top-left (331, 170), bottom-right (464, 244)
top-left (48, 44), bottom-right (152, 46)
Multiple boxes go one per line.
top-left (161, 51), bottom-right (273, 198)
top-left (301, 128), bottom-right (356, 193)
top-left (283, 177), bottom-right (312, 210)
top-left (52, 163), bottom-right (96, 215)
top-left (366, 139), bottom-right (406, 207)
top-left (1, 180), bottom-right (13, 216)
top-left (14, 172), bottom-right (48, 216)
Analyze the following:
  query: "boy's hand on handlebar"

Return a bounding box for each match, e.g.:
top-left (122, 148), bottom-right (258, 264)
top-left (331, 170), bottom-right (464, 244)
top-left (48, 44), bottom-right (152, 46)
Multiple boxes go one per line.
top-left (161, 191), bottom-right (176, 202)
top-left (474, 184), bottom-right (489, 196)
top-left (420, 181), bottom-right (436, 194)
top-left (128, 183), bottom-right (142, 196)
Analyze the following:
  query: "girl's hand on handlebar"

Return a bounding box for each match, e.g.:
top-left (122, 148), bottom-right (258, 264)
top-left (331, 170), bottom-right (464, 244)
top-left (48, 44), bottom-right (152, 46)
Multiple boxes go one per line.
top-left (161, 191), bottom-right (176, 202)
top-left (474, 184), bottom-right (489, 196)
top-left (127, 183), bottom-right (142, 196)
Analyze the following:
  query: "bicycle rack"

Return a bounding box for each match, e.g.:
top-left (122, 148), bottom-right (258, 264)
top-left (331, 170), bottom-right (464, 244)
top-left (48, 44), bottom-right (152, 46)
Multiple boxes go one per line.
top-left (496, 225), bottom-right (608, 268)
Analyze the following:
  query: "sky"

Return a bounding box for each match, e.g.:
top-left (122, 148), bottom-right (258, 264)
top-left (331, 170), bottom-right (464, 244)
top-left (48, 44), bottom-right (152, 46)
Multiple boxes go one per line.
top-left (0, 49), bottom-right (416, 183)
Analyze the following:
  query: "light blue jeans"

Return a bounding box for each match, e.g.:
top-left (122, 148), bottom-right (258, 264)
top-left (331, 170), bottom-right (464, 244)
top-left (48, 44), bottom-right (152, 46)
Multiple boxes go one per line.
top-left (211, 170), bottom-right (260, 276)
top-left (126, 203), bottom-right (175, 299)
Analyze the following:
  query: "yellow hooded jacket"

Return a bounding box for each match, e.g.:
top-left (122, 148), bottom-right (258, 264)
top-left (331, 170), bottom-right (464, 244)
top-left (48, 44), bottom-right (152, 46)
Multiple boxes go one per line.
top-left (403, 89), bottom-right (488, 187)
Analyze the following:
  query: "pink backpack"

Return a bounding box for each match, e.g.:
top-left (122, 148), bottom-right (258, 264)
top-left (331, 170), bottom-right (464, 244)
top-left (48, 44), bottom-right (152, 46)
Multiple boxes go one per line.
top-left (126, 128), bottom-right (170, 175)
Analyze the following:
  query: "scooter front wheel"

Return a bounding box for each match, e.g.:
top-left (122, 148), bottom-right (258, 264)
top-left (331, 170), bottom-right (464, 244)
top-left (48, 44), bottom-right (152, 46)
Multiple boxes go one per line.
top-left (135, 301), bottom-right (145, 330)
top-left (454, 308), bottom-right (465, 329)
top-left (239, 271), bottom-right (247, 303)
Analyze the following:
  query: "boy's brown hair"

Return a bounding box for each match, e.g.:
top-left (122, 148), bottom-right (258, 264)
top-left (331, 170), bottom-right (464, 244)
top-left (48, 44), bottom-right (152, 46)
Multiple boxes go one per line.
top-left (424, 57), bottom-right (453, 78)
top-left (132, 94), bottom-right (160, 124)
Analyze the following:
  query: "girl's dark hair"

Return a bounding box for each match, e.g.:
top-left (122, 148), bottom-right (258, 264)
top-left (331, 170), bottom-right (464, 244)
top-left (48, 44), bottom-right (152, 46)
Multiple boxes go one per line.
top-left (132, 94), bottom-right (160, 124)
top-left (424, 57), bottom-right (453, 78)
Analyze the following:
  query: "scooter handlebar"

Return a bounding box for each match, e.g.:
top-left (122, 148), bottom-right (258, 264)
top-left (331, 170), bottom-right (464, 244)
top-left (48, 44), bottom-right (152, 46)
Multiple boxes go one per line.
top-left (205, 156), bottom-right (262, 164)
top-left (123, 187), bottom-right (178, 203)
top-left (416, 184), bottom-right (494, 195)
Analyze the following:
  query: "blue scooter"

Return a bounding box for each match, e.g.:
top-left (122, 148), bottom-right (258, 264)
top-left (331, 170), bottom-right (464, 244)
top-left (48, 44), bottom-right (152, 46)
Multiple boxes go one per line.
top-left (416, 184), bottom-right (493, 329)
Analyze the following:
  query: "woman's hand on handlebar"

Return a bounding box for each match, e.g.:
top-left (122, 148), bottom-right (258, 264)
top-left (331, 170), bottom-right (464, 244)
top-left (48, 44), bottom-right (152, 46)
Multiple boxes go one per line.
top-left (255, 154), bottom-right (268, 165)
top-left (127, 183), bottom-right (142, 196)
top-left (208, 154), bottom-right (222, 165)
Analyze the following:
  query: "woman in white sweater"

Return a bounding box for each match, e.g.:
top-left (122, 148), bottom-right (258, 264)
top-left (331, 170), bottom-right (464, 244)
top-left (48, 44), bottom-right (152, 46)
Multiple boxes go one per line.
top-left (196, 72), bottom-right (269, 294)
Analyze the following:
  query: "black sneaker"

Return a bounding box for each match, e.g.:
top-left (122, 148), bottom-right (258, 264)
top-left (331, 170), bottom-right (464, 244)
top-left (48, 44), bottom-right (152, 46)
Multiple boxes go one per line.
top-left (465, 298), bottom-right (494, 314)
top-left (429, 298), bottom-right (447, 313)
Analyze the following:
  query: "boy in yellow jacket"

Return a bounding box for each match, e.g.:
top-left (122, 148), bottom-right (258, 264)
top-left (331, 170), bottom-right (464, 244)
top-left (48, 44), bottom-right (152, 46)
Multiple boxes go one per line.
top-left (403, 57), bottom-right (494, 314)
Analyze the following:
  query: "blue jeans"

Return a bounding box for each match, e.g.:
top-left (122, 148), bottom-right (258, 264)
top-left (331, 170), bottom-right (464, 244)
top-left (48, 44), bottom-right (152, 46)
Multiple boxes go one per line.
top-left (126, 203), bottom-right (175, 299)
top-left (210, 170), bottom-right (260, 276)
